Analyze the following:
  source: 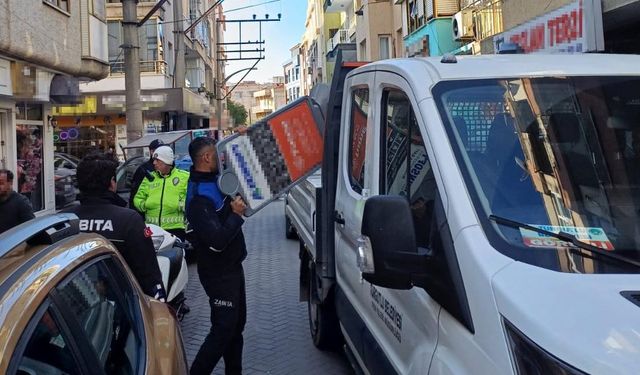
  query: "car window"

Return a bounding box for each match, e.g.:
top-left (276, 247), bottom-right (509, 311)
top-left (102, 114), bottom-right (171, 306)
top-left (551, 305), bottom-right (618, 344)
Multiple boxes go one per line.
top-left (381, 89), bottom-right (436, 247)
top-left (349, 87), bottom-right (370, 194)
top-left (55, 259), bottom-right (144, 375)
top-left (14, 308), bottom-right (82, 375)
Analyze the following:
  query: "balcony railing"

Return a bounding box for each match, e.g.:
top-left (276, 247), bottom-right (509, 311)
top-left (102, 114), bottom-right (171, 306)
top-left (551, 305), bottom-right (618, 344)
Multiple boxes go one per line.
top-left (326, 29), bottom-right (349, 54)
top-left (109, 60), bottom-right (168, 75)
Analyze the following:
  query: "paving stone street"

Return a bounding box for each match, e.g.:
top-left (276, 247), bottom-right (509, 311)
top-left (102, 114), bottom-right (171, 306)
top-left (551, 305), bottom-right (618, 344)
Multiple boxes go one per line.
top-left (180, 199), bottom-right (354, 375)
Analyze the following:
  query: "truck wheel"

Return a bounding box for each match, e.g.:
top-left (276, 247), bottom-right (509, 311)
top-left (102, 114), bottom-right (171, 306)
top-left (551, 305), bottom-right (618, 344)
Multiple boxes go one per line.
top-left (308, 279), bottom-right (341, 350)
top-left (285, 215), bottom-right (297, 239)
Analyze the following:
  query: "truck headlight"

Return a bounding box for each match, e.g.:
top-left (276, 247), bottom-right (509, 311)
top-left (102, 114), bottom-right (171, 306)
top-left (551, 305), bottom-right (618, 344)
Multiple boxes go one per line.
top-left (152, 235), bottom-right (165, 251)
top-left (504, 320), bottom-right (586, 375)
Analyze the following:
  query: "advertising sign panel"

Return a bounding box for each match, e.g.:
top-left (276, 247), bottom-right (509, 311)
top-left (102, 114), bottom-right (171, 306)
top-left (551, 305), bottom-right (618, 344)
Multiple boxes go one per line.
top-left (493, 0), bottom-right (604, 54)
top-left (217, 96), bottom-right (325, 216)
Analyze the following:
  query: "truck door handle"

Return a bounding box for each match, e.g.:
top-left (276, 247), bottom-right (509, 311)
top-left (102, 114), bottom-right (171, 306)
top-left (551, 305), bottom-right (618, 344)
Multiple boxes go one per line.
top-left (334, 211), bottom-right (345, 225)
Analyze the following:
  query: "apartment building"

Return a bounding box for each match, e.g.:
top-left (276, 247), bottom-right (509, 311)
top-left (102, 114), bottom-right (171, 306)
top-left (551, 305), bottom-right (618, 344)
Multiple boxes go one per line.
top-left (53, 0), bottom-right (223, 161)
top-left (251, 79), bottom-right (286, 121)
top-left (400, 0), bottom-right (461, 57)
top-left (0, 0), bottom-right (109, 214)
top-left (283, 44), bottom-right (302, 104)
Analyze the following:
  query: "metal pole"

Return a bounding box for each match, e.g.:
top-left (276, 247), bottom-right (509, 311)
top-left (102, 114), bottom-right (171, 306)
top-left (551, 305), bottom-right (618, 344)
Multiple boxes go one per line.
top-left (216, 16), bottom-right (223, 137)
top-left (123, 0), bottom-right (143, 155)
top-left (173, 0), bottom-right (187, 129)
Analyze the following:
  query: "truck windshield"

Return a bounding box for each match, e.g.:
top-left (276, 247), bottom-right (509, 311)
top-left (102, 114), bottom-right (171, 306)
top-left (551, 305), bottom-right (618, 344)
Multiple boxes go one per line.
top-left (433, 76), bottom-right (640, 274)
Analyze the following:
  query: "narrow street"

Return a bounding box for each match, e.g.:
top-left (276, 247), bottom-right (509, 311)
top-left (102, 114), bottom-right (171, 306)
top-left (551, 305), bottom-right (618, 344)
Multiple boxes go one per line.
top-left (180, 199), bottom-right (353, 374)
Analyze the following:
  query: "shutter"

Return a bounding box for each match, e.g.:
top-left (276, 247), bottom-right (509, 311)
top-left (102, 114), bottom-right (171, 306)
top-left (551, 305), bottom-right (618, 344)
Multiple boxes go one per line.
top-left (435, 0), bottom-right (459, 17)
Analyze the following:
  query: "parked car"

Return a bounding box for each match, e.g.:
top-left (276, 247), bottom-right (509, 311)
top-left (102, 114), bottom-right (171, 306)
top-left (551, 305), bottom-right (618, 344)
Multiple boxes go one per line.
top-left (54, 152), bottom-right (80, 209)
top-left (0, 213), bottom-right (188, 374)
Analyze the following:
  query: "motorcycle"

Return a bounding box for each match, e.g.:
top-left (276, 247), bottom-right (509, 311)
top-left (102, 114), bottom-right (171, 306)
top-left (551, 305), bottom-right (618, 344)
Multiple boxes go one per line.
top-left (147, 223), bottom-right (190, 320)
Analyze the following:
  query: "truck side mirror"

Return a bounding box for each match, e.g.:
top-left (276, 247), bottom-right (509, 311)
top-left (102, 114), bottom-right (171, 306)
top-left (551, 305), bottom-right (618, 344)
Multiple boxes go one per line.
top-left (360, 195), bottom-right (427, 290)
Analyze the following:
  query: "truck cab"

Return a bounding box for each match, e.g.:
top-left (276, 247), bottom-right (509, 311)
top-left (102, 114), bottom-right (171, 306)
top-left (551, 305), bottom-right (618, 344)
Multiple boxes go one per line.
top-left (293, 53), bottom-right (640, 374)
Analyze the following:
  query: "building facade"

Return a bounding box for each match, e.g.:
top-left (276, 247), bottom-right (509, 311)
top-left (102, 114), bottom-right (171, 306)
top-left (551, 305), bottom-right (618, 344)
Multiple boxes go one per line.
top-left (0, 0), bottom-right (109, 214)
top-left (53, 0), bottom-right (224, 161)
top-left (283, 44), bottom-right (302, 104)
top-left (228, 81), bottom-right (267, 125)
top-left (400, 0), bottom-right (462, 57)
top-left (251, 79), bottom-right (286, 121)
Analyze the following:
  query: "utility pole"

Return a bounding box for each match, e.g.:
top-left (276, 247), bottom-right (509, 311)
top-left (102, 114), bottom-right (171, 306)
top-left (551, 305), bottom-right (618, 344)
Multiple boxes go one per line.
top-left (216, 17), bottom-right (223, 137)
top-left (123, 0), bottom-right (143, 154)
top-left (173, 0), bottom-right (187, 129)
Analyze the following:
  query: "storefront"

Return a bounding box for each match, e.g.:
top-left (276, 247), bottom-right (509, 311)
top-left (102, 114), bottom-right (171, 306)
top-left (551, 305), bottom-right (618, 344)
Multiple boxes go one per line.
top-left (0, 57), bottom-right (58, 214)
top-left (52, 88), bottom-right (214, 161)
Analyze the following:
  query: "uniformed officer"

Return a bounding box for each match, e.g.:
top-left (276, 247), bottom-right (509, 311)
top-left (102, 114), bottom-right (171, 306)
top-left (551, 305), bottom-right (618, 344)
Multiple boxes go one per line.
top-left (186, 137), bottom-right (248, 375)
top-left (63, 152), bottom-right (166, 301)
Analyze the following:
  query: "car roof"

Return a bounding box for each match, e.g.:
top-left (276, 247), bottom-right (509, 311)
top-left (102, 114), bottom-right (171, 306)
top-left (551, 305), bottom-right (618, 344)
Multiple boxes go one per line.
top-left (0, 214), bottom-right (118, 306)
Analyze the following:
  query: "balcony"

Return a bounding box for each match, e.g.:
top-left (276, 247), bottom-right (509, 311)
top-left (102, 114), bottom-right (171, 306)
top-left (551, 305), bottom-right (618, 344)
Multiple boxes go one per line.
top-left (109, 60), bottom-right (168, 76)
top-left (326, 29), bottom-right (349, 55)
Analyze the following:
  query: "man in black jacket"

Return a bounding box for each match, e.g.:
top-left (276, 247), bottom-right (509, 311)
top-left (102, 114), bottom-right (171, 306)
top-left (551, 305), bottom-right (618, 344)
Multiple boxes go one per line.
top-left (128, 138), bottom-right (163, 212)
top-left (186, 137), bottom-right (247, 375)
top-left (0, 169), bottom-right (34, 234)
top-left (63, 152), bottom-right (166, 301)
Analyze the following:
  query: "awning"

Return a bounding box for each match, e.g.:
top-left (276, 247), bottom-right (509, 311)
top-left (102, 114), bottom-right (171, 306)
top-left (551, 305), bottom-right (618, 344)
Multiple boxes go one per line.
top-left (121, 130), bottom-right (191, 150)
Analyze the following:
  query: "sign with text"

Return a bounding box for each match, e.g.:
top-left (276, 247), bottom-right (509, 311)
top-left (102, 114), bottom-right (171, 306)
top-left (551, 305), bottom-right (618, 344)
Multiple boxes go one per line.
top-left (493, 0), bottom-right (604, 54)
top-left (217, 97), bottom-right (325, 216)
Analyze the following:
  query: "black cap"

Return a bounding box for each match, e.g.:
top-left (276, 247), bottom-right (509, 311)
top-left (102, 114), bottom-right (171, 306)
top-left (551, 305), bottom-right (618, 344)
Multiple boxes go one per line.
top-left (149, 139), bottom-right (164, 150)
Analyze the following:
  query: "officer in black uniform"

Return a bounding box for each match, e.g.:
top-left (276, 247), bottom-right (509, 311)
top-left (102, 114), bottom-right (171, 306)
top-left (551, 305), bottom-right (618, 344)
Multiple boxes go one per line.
top-left (186, 137), bottom-right (248, 375)
top-left (63, 152), bottom-right (166, 301)
top-left (128, 138), bottom-right (163, 213)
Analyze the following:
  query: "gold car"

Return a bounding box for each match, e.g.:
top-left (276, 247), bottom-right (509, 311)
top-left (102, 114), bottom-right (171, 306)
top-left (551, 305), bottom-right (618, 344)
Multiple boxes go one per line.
top-left (0, 213), bottom-right (188, 374)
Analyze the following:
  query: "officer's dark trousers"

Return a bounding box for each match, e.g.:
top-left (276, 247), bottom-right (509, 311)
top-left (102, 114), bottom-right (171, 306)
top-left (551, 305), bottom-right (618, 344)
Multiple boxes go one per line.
top-left (190, 264), bottom-right (246, 375)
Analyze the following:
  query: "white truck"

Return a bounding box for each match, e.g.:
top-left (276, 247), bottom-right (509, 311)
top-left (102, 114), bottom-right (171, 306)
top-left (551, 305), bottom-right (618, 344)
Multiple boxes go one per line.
top-left (285, 52), bottom-right (640, 374)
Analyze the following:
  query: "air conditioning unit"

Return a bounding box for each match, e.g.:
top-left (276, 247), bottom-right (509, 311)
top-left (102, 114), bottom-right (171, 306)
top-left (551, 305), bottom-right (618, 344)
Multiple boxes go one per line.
top-left (452, 9), bottom-right (474, 41)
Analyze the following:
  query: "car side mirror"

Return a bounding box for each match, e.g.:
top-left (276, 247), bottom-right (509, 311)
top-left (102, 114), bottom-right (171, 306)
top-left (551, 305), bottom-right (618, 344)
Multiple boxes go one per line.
top-left (359, 195), bottom-right (428, 290)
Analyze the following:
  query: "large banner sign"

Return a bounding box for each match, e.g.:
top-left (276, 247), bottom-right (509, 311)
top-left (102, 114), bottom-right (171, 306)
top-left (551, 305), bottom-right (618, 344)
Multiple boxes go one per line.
top-left (217, 97), bottom-right (325, 216)
top-left (493, 0), bottom-right (604, 54)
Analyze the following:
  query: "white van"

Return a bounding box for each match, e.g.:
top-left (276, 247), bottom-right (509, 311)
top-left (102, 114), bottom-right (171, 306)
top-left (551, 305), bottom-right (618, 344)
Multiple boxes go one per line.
top-left (286, 53), bottom-right (640, 374)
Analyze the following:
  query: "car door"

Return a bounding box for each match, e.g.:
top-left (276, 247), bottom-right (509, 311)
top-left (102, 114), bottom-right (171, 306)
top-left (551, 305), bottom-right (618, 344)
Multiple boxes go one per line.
top-left (334, 71), bottom-right (379, 368)
top-left (50, 257), bottom-right (147, 375)
top-left (366, 72), bottom-right (442, 374)
top-left (9, 300), bottom-right (95, 375)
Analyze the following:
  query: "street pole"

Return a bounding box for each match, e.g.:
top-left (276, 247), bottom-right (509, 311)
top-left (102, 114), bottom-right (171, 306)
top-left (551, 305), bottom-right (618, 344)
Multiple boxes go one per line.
top-left (122, 0), bottom-right (143, 155)
top-left (216, 16), bottom-right (223, 138)
top-left (174, 0), bottom-right (187, 130)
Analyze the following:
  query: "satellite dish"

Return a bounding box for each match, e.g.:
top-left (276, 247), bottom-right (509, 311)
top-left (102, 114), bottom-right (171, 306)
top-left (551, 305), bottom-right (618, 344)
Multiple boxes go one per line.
top-left (218, 170), bottom-right (240, 196)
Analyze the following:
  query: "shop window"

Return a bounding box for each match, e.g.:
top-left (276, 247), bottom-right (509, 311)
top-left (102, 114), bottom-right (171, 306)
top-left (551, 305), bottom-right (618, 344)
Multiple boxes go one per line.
top-left (16, 124), bottom-right (44, 211)
top-left (16, 103), bottom-right (45, 212)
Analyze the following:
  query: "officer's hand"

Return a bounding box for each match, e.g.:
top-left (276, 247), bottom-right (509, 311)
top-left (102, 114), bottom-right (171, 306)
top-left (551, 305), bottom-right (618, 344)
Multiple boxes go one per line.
top-left (231, 195), bottom-right (247, 216)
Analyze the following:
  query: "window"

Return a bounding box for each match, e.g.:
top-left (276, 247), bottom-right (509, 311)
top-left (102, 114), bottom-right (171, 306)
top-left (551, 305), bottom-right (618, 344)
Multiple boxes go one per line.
top-left (55, 259), bottom-right (144, 374)
top-left (348, 88), bottom-right (370, 194)
top-left (379, 35), bottom-right (391, 60)
top-left (382, 90), bottom-right (434, 247)
top-left (44, 0), bottom-right (70, 12)
top-left (90, 0), bottom-right (106, 20)
top-left (13, 308), bottom-right (82, 375)
top-left (15, 103), bottom-right (44, 210)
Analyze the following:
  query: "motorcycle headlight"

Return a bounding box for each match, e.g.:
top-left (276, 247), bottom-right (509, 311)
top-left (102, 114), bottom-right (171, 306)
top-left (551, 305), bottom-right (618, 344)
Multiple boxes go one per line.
top-left (504, 320), bottom-right (586, 375)
top-left (151, 235), bottom-right (165, 251)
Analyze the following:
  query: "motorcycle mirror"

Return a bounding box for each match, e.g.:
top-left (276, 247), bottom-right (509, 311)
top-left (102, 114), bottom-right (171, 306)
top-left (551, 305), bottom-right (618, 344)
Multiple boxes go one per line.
top-left (218, 170), bottom-right (240, 196)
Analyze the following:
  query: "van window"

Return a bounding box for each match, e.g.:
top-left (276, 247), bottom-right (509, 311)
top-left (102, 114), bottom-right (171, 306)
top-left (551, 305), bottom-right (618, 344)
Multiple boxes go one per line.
top-left (349, 88), bottom-right (370, 194)
top-left (381, 90), bottom-right (435, 247)
top-left (55, 259), bottom-right (144, 374)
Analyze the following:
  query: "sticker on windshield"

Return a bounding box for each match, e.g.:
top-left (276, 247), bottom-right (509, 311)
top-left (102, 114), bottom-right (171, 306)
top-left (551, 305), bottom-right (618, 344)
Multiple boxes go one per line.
top-left (519, 225), bottom-right (614, 250)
